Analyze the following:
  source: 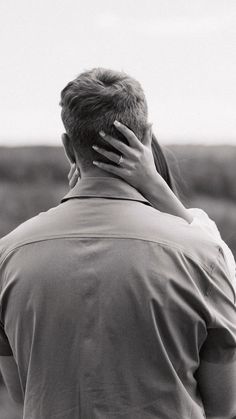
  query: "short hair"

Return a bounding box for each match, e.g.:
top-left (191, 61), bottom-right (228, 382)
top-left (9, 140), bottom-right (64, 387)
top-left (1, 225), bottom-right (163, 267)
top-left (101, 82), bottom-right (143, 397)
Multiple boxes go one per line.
top-left (60, 68), bottom-right (148, 169)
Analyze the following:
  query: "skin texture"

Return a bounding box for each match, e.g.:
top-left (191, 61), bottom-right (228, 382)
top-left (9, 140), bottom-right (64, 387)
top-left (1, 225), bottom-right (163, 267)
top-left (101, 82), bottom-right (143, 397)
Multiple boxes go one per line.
top-left (65, 121), bottom-right (193, 223)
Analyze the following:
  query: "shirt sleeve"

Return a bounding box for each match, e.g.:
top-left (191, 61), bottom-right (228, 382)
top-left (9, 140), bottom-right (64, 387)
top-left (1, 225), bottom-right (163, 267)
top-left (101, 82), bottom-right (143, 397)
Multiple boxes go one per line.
top-left (188, 207), bottom-right (222, 240)
top-left (199, 248), bottom-right (236, 364)
top-left (0, 322), bottom-right (13, 356)
top-left (188, 207), bottom-right (236, 289)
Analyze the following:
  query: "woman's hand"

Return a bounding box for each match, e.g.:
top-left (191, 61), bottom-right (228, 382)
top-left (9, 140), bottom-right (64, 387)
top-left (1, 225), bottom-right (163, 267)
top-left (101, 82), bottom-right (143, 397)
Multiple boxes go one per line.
top-left (91, 120), bottom-right (193, 223)
top-left (68, 163), bottom-right (80, 189)
top-left (92, 120), bottom-right (161, 193)
top-left (67, 120), bottom-right (162, 195)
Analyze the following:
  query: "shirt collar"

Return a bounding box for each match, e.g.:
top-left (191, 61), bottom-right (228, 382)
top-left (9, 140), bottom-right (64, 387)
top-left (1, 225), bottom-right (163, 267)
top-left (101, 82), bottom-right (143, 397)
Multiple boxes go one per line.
top-left (61, 176), bottom-right (152, 207)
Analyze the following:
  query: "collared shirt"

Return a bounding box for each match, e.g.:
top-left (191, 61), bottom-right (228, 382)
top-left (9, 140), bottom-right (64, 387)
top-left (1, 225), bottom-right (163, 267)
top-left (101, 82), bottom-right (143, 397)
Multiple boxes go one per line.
top-left (0, 176), bottom-right (236, 419)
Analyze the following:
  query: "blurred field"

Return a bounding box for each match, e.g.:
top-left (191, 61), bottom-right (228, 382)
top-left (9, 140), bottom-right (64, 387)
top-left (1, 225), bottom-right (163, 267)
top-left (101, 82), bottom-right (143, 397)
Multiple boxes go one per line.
top-left (0, 144), bottom-right (236, 416)
top-left (0, 144), bottom-right (235, 254)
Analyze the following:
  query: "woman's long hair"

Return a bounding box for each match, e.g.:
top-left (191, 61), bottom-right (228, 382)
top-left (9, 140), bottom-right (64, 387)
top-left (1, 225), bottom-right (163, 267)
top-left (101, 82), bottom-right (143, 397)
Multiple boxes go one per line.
top-left (151, 133), bottom-right (185, 202)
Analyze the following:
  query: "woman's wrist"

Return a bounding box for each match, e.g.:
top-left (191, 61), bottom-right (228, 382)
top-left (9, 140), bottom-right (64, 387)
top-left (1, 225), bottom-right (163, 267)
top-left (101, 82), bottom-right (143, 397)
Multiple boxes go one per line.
top-left (139, 174), bottom-right (194, 224)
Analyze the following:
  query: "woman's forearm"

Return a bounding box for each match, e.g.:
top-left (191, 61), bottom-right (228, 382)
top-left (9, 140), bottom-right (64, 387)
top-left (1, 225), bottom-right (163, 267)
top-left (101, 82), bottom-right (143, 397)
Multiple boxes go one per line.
top-left (140, 176), bottom-right (194, 224)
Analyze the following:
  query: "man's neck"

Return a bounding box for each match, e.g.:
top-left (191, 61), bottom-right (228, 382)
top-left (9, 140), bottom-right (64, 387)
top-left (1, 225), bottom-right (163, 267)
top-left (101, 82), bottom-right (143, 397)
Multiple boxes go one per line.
top-left (79, 166), bottom-right (122, 181)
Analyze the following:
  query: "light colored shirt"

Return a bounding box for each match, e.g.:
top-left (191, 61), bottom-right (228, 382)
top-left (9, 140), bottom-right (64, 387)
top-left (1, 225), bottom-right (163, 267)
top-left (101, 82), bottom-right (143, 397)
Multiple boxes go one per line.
top-left (188, 207), bottom-right (236, 285)
top-left (0, 176), bottom-right (236, 419)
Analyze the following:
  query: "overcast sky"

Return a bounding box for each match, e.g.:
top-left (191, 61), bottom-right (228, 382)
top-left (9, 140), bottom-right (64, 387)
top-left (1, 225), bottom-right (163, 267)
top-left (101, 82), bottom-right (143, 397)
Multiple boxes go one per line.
top-left (1, 0), bottom-right (236, 146)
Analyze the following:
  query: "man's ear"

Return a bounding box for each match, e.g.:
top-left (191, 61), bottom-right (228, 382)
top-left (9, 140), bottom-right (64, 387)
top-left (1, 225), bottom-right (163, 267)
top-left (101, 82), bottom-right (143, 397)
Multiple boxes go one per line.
top-left (61, 133), bottom-right (76, 164)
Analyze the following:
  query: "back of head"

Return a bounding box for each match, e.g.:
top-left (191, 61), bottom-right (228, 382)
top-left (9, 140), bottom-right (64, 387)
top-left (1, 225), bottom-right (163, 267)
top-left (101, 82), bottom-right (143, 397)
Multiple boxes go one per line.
top-left (60, 68), bottom-right (148, 170)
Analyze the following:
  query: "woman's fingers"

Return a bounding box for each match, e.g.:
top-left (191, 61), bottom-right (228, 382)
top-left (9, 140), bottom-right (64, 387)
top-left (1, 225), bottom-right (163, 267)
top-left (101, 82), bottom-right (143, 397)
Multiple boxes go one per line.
top-left (69, 170), bottom-right (79, 188)
top-left (142, 123), bottom-right (153, 147)
top-left (68, 163), bottom-right (79, 189)
top-left (99, 131), bottom-right (133, 157)
top-left (68, 163), bottom-right (75, 180)
top-left (113, 120), bottom-right (143, 150)
top-left (92, 145), bottom-right (127, 166)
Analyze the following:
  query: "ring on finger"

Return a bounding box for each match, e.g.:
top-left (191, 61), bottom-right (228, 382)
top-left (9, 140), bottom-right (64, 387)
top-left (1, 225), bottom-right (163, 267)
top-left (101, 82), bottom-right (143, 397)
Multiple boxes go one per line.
top-left (117, 155), bottom-right (123, 166)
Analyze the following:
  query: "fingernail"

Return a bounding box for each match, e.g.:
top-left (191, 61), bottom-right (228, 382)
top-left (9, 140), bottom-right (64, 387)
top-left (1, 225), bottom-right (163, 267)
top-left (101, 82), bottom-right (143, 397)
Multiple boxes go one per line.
top-left (114, 120), bottom-right (120, 126)
top-left (93, 160), bottom-right (99, 165)
top-left (92, 145), bottom-right (99, 149)
top-left (99, 131), bottom-right (105, 137)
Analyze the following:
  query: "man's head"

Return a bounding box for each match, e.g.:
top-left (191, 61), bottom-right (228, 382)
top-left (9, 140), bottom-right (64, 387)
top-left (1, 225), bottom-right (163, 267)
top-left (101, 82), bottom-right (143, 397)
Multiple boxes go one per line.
top-left (60, 68), bottom-right (148, 171)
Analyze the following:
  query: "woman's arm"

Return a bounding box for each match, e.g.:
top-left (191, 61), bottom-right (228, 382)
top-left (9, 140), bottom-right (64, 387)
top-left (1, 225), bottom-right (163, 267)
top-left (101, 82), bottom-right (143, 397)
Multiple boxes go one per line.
top-left (138, 173), bottom-right (194, 223)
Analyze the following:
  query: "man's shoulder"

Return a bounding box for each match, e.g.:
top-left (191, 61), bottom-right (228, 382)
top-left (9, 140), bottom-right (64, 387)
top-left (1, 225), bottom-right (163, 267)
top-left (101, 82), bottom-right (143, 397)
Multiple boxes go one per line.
top-left (0, 204), bottom-right (62, 262)
top-left (0, 198), bottom-right (220, 274)
top-left (135, 204), bottom-right (221, 272)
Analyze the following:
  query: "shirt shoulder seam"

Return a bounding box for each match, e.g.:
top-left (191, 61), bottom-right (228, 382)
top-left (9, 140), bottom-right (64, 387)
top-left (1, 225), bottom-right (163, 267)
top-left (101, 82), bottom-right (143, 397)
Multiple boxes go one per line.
top-left (0, 233), bottom-right (214, 275)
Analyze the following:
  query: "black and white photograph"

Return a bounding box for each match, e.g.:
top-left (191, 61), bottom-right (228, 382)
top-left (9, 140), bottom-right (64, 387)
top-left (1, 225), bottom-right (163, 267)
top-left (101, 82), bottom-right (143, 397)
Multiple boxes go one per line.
top-left (0, 1), bottom-right (236, 418)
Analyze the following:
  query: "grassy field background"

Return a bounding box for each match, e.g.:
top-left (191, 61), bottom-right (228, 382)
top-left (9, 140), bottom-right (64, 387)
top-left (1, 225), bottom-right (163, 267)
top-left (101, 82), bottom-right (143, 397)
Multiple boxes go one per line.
top-left (0, 144), bottom-right (235, 417)
top-left (0, 144), bottom-right (235, 255)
